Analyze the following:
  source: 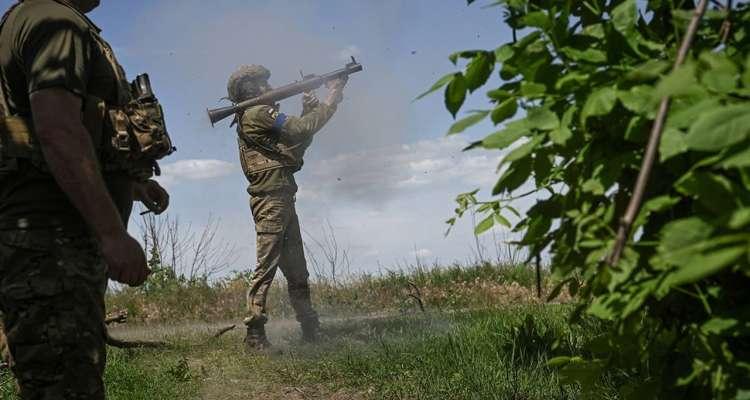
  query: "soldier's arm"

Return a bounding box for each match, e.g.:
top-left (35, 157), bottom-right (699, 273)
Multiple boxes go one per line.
top-left (30, 89), bottom-right (125, 239)
top-left (277, 103), bottom-right (337, 143)
top-left (278, 79), bottom-right (346, 143)
top-left (22, 12), bottom-right (148, 286)
top-left (30, 89), bottom-right (148, 286)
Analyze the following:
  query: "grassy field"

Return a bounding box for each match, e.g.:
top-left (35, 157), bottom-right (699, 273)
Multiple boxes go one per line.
top-left (1, 264), bottom-right (608, 399)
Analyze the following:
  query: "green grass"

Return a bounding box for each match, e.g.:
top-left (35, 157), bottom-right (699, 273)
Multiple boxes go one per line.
top-left (105, 346), bottom-right (200, 400)
top-left (272, 305), bottom-right (616, 400)
top-left (0, 307), bottom-right (616, 400)
top-left (0, 345), bottom-right (200, 400)
top-left (0, 264), bottom-right (593, 399)
top-left (106, 262), bottom-right (554, 323)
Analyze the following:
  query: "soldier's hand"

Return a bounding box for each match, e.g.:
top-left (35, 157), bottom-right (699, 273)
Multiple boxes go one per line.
top-left (325, 76), bottom-right (348, 91)
top-left (324, 77), bottom-right (347, 106)
top-left (134, 179), bottom-right (170, 215)
top-left (302, 91), bottom-right (319, 111)
top-left (101, 231), bottom-right (151, 287)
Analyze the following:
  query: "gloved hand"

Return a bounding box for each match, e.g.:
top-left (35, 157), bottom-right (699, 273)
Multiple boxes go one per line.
top-left (133, 179), bottom-right (170, 215)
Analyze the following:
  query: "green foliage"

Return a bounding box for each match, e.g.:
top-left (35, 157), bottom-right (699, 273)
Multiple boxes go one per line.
top-left (105, 349), bottom-right (199, 400)
top-left (277, 306), bottom-right (611, 400)
top-left (431, 0), bottom-right (750, 398)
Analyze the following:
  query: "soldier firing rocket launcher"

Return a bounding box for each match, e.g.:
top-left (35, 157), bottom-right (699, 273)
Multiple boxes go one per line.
top-left (207, 57), bottom-right (363, 126)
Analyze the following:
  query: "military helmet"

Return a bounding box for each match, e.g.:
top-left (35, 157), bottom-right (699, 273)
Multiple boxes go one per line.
top-left (227, 65), bottom-right (271, 103)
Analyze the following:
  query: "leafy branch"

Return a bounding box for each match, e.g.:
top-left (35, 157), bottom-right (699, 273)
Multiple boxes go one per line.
top-left (607, 0), bottom-right (710, 266)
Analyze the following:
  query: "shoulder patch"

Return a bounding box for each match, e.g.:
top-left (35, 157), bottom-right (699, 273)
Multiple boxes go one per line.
top-left (267, 107), bottom-right (280, 120)
top-left (272, 113), bottom-right (288, 131)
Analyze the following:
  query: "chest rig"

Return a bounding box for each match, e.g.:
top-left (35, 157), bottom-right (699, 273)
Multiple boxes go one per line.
top-left (236, 109), bottom-right (302, 179)
top-left (0, 0), bottom-right (175, 179)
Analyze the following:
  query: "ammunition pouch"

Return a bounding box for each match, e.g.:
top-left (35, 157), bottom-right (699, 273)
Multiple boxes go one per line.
top-left (106, 98), bottom-right (174, 163)
top-left (0, 116), bottom-right (39, 161)
top-left (0, 76), bottom-right (174, 179)
top-left (237, 137), bottom-right (300, 178)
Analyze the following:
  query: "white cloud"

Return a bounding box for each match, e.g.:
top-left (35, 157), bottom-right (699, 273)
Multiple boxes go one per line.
top-left (158, 159), bottom-right (235, 185)
top-left (297, 136), bottom-right (500, 205)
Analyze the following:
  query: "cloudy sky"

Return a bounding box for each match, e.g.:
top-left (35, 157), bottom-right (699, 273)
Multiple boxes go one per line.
top-left (2, 0), bottom-right (526, 274)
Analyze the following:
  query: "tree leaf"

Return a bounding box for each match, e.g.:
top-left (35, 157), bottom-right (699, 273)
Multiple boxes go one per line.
top-left (482, 120), bottom-right (528, 150)
top-left (527, 108), bottom-right (559, 130)
top-left (626, 60), bottom-right (670, 82)
top-left (659, 128), bottom-right (688, 162)
top-left (502, 135), bottom-right (545, 164)
top-left (699, 52), bottom-right (739, 94)
top-left (445, 74), bottom-right (468, 117)
top-left (659, 217), bottom-right (715, 255)
top-left (491, 98), bottom-right (518, 125)
top-left (494, 213), bottom-right (511, 228)
top-left (581, 87), bottom-right (618, 123)
top-left (666, 246), bottom-right (746, 287)
top-left (447, 110), bottom-right (490, 135)
top-left (666, 98), bottom-right (722, 129)
top-left (675, 171), bottom-right (738, 215)
top-left (634, 195), bottom-right (680, 229)
top-left (449, 50), bottom-right (481, 65)
top-left (551, 106), bottom-right (576, 145)
top-left (415, 73), bottom-right (455, 100)
top-left (487, 89), bottom-right (513, 102)
top-left (685, 104), bottom-right (750, 151)
top-left (560, 47), bottom-right (607, 64)
top-left (465, 51), bottom-right (496, 92)
top-left (520, 11), bottom-right (550, 29)
top-left (493, 157), bottom-right (532, 195)
top-left (495, 44), bottom-right (514, 62)
top-left (520, 82), bottom-right (547, 98)
top-left (729, 208), bottom-right (750, 229)
top-left (655, 63), bottom-right (704, 98)
top-left (611, 0), bottom-right (636, 37)
top-left (475, 214), bottom-right (496, 235)
top-left (556, 71), bottom-right (589, 92)
top-left (720, 146), bottom-right (750, 169)
top-left (618, 85), bottom-right (655, 115)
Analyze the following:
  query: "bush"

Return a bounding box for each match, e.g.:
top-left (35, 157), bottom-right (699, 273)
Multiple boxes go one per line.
top-left (431, 0), bottom-right (750, 398)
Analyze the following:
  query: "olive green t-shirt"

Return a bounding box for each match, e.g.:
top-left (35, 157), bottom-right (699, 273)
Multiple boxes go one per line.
top-left (0, 0), bottom-right (134, 228)
top-left (238, 103), bottom-right (336, 195)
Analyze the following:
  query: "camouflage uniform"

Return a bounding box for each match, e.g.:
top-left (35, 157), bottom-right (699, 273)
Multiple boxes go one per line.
top-left (228, 65), bottom-right (338, 348)
top-left (0, 0), bottom-right (144, 397)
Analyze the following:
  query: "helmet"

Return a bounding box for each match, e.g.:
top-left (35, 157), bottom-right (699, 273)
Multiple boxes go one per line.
top-left (227, 65), bottom-right (271, 103)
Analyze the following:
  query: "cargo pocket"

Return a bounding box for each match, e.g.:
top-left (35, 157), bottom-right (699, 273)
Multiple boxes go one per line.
top-left (252, 196), bottom-right (290, 234)
top-left (255, 219), bottom-right (285, 234)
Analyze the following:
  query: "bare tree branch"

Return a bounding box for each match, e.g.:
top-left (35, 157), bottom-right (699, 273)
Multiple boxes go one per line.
top-left (105, 310), bottom-right (128, 325)
top-left (106, 332), bottom-right (168, 349)
top-left (407, 281), bottom-right (426, 313)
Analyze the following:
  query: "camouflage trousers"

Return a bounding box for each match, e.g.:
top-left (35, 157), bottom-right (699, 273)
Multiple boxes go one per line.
top-left (0, 229), bottom-right (107, 400)
top-left (246, 193), bottom-right (317, 327)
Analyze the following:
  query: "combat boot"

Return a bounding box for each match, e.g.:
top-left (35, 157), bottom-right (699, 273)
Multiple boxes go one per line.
top-left (243, 315), bottom-right (272, 353)
top-left (244, 324), bottom-right (272, 352)
top-left (300, 316), bottom-right (320, 343)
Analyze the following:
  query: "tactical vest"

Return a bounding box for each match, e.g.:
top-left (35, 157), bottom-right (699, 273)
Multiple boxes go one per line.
top-left (236, 118), bottom-right (302, 179)
top-left (0, 0), bottom-right (174, 178)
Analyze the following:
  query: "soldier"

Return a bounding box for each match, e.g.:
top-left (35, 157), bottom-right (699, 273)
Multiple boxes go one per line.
top-left (0, 0), bottom-right (172, 398)
top-left (227, 65), bottom-right (346, 351)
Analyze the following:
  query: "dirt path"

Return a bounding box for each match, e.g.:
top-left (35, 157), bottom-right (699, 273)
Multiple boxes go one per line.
top-left (107, 314), bottom-right (412, 399)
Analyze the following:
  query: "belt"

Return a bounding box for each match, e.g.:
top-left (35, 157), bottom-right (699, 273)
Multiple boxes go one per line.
top-left (0, 216), bottom-right (88, 232)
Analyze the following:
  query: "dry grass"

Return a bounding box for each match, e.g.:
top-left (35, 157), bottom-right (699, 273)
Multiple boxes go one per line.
top-left (106, 263), bottom-right (566, 324)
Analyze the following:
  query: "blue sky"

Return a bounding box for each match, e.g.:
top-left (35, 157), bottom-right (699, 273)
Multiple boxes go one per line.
top-left (2, 0), bottom-right (522, 275)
